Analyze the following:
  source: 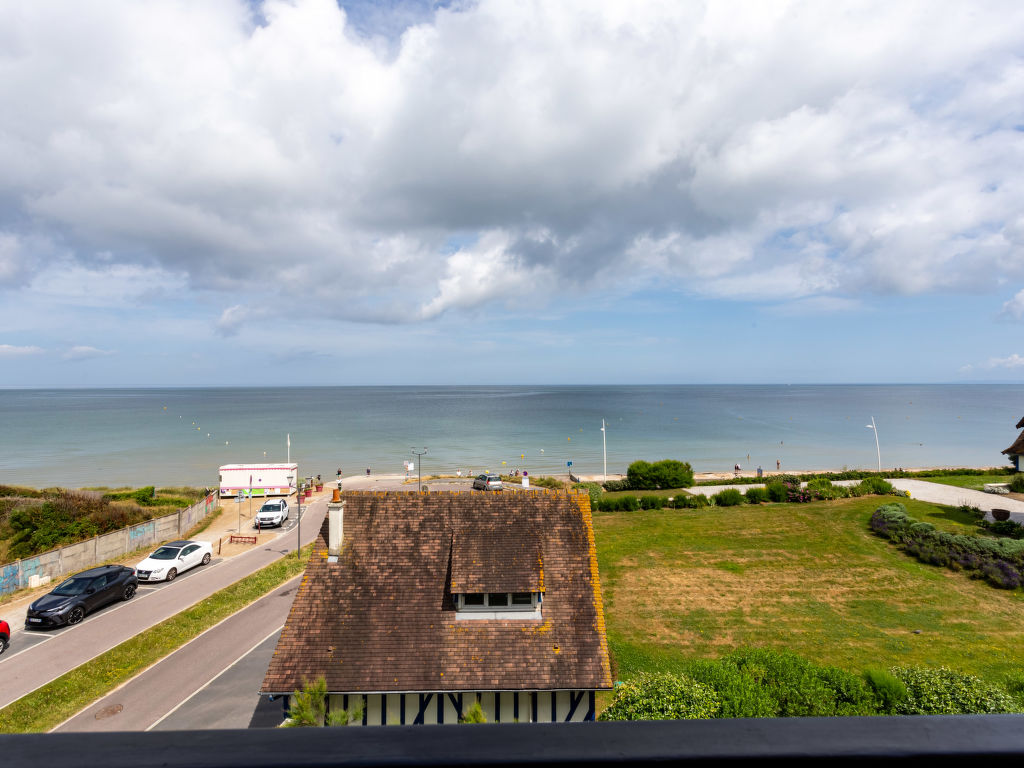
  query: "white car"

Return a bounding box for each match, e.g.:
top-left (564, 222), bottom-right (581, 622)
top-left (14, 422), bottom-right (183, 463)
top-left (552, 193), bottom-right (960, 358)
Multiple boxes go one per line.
top-left (254, 498), bottom-right (290, 528)
top-left (135, 540), bottom-right (213, 582)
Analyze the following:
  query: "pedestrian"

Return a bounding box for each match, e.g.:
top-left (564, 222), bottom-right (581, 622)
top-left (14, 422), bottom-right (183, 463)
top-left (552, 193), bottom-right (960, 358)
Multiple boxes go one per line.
top-left (366, 467), bottom-right (371, 476)
top-left (776, 459), bottom-right (781, 471)
top-left (757, 466), bottom-right (763, 478)
top-left (337, 467), bottom-right (342, 478)
top-left (316, 474), bottom-right (321, 483)
top-left (734, 463), bottom-right (741, 477)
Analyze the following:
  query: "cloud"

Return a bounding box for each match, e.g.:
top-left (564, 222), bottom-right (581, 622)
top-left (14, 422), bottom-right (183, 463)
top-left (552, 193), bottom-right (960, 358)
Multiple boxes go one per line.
top-left (987, 354), bottom-right (1024, 369)
top-left (216, 305), bottom-right (251, 337)
top-left (0, 0), bottom-right (1022, 327)
top-left (0, 344), bottom-right (44, 357)
top-left (62, 345), bottom-right (114, 361)
top-left (1000, 289), bottom-right (1024, 321)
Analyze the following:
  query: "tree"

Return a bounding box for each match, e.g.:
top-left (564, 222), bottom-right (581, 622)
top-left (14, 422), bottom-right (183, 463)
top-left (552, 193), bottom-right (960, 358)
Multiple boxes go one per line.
top-left (626, 460), bottom-right (694, 490)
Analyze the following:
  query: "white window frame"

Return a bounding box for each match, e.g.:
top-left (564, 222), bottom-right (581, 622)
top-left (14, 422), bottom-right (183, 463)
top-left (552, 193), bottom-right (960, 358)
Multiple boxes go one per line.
top-left (454, 591), bottom-right (543, 620)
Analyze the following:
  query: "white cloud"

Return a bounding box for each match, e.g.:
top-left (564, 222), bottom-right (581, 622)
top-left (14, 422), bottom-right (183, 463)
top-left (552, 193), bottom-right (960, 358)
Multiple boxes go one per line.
top-left (62, 345), bottom-right (113, 361)
top-left (0, 344), bottom-right (44, 357)
top-left (0, 0), bottom-right (1022, 325)
top-left (987, 353), bottom-right (1024, 369)
top-left (1001, 289), bottom-right (1024, 321)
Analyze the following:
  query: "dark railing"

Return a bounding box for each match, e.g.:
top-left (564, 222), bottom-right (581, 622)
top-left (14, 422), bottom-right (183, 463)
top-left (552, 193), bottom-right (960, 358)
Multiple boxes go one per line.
top-left (4, 716), bottom-right (1024, 766)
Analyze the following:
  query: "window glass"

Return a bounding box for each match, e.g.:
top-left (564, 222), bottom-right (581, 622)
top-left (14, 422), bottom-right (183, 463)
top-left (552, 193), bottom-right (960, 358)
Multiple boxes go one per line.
top-left (511, 592), bottom-right (533, 605)
top-left (463, 593), bottom-right (485, 606)
top-left (487, 593), bottom-right (510, 607)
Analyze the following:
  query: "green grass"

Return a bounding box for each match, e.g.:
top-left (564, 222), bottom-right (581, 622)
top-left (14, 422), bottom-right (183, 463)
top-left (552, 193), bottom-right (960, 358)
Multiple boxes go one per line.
top-left (0, 544), bottom-right (313, 733)
top-left (913, 474), bottom-right (1012, 491)
top-left (593, 497), bottom-right (1024, 686)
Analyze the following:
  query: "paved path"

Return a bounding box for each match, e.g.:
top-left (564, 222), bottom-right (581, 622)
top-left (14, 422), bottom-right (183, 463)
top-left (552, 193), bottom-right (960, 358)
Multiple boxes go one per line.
top-left (56, 577), bottom-right (300, 732)
top-left (691, 479), bottom-right (1024, 523)
top-left (0, 498), bottom-right (327, 711)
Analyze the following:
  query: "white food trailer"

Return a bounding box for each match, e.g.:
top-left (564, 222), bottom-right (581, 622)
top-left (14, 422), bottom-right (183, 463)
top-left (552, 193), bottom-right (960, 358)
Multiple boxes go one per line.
top-left (219, 463), bottom-right (298, 498)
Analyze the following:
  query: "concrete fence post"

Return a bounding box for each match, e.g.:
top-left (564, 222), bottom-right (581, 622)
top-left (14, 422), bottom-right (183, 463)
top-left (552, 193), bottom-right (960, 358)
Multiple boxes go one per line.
top-left (178, 508), bottom-right (183, 537)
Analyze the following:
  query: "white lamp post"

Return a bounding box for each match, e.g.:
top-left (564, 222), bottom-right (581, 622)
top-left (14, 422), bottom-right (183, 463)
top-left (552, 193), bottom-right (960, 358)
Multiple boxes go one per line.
top-left (865, 417), bottom-right (881, 472)
top-left (600, 419), bottom-right (607, 482)
top-left (411, 447), bottom-right (427, 491)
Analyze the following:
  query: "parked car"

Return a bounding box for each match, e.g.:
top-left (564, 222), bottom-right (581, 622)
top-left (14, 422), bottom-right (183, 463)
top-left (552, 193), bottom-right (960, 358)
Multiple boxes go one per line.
top-left (24, 565), bottom-right (138, 629)
top-left (134, 540), bottom-right (213, 583)
top-left (473, 474), bottom-right (503, 491)
top-left (0, 618), bottom-right (9, 654)
top-left (254, 498), bottom-right (290, 528)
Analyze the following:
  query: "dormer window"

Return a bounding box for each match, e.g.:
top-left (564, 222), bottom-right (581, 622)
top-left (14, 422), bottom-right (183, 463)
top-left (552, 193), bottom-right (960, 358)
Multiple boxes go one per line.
top-left (455, 591), bottom-right (542, 619)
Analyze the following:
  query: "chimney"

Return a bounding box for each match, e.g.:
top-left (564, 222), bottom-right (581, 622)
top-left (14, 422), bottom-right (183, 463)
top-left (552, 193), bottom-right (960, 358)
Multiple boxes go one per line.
top-left (327, 499), bottom-right (344, 563)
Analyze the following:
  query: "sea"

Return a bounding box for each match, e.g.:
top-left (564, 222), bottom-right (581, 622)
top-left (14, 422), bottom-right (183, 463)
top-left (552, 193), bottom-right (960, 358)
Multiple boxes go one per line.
top-left (0, 385), bottom-right (1021, 489)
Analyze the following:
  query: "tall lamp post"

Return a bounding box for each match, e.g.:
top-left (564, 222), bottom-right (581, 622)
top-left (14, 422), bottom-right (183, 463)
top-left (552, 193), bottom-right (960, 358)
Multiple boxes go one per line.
top-left (288, 472), bottom-right (301, 559)
top-left (600, 419), bottom-right (607, 482)
top-left (411, 447), bottom-right (428, 491)
top-left (865, 417), bottom-right (881, 472)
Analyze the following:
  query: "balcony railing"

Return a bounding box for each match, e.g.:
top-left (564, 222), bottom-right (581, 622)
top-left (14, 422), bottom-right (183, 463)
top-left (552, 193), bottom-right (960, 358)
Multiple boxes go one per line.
top-left (4, 715), bottom-right (1024, 766)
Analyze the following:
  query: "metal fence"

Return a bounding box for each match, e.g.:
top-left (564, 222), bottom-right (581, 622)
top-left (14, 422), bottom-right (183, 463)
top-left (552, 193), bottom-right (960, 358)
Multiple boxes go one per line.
top-left (0, 493), bottom-right (218, 596)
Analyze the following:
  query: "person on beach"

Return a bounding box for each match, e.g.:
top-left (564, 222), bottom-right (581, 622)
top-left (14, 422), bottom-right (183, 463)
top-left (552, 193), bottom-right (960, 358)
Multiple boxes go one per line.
top-left (366, 467), bottom-right (371, 476)
top-left (757, 466), bottom-right (763, 478)
top-left (734, 463), bottom-right (741, 477)
top-left (777, 459), bottom-right (781, 470)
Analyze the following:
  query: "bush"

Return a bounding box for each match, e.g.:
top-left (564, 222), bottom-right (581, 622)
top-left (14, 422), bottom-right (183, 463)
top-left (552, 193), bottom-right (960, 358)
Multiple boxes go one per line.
top-left (891, 666), bottom-right (1021, 714)
top-left (598, 673), bottom-right (721, 721)
top-left (744, 487), bottom-right (768, 504)
top-left (1010, 474), bottom-right (1024, 493)
top-left (686, 648), bottom-right (874, 718)
top-left (572, 482), bottom-right (602, 505)
top-left (959, 504), bottom-right (986, 521)
top-left (639, 495), bottom-right (664, 510)
top-left (855, 477), bottom-right (894, 495)
top-left (982, 520), bottom-right (1024, 539)
top-left (863, 668), bottom-right (908, 714)
top-left (765, 482), bottom-right (788, 503)
top-left (712, 489), bottom-right (745, 507)
top-left (683, 493), bottom-right (710, 508)
top-left (602, 479), bottom-right (630, 492)
top-left (626, 460), bottom-right (694, 490)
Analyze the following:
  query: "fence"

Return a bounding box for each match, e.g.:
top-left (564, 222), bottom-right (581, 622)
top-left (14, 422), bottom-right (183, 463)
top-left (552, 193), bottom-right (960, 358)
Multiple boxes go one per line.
top-left (0, 493), bottom-right (218, 597)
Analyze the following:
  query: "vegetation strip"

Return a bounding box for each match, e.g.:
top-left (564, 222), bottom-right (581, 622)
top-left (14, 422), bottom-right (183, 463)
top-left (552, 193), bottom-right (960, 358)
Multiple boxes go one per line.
top-left (0, 544), bottom-right (312, 734)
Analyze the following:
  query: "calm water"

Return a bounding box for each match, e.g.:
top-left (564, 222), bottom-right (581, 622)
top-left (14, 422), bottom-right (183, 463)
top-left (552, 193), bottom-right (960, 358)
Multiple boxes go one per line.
top-left (0, 385), bottom-right (1021, 488)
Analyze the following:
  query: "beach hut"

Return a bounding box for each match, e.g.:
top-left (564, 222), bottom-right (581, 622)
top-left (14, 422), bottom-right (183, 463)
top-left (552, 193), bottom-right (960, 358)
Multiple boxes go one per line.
top-left (1002, 416), bottom-right (1024, 472)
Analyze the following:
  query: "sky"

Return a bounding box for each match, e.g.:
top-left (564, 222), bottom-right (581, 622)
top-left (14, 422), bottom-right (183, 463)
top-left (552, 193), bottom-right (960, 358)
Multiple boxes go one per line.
top-left (0, 0), bottom-right (1023, 386)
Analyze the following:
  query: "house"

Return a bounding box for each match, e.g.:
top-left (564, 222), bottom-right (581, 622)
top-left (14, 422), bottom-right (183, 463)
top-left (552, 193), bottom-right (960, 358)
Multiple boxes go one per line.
top-left (261, 489), bottom-right (612, 724)
top-left (1003, 416), bottom-right (1024, 472)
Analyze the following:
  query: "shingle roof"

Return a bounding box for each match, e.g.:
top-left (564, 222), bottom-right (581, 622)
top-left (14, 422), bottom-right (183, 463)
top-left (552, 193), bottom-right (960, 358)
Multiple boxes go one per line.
top-left (261, 491), bottom-right (612, 694)
top-left (1004, 432), bottom-right (1024, 456)
top-left (1017, 416), bottom-right (1024, 430)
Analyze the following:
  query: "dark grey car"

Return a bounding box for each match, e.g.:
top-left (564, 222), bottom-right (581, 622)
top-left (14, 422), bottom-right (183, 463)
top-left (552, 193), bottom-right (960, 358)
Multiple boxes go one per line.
top-left (25, 565), bottom-right (138, 629)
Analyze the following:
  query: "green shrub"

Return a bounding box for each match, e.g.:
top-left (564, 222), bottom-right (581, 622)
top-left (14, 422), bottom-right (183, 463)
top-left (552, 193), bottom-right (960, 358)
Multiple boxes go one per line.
top-left (639, 495), bottom-right (664, 510)
top-left (744, 487), bottom-right (768, 504)
top-left (683, 493), bottom-right (710, 508)
top-left (460, 700), bottom-right (487, 723)
top-left (1010, 475), bottom-right (1024, 493)
top-left (572, 482), bottom-right (602, 505)
top-left (765, 482), bottom-right (788, 503)
top-left (686, 648), bottom-right (874, 717)
top-left (626, 460), bottom-right (694, 490)
top-left (855, 477), bottom-right (894, 495)
top-left (602, 479), bottom-right (630, 492)
top-left (891, 666), bottom-right (1021, 714)
top-left (615, 496), bottom-right (641, 512)
top-left (712, 489), bottom-right (745, 507)
top-left (863, 668), bottom-right (908, 714)
top-left (598, 673), bottom-right (721, 721)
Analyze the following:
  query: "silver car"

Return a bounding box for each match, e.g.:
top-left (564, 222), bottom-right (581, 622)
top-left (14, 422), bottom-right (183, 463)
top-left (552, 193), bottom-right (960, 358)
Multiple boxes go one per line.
top-left (472, 474), bottom-right (503, 491)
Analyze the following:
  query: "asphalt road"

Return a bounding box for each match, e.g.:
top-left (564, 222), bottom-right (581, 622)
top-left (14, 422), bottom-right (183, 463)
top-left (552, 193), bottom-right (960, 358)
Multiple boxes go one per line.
top-left (56, 579), bottom-right (299, 732)
top-left (0, 497), bottom-right (327, 711)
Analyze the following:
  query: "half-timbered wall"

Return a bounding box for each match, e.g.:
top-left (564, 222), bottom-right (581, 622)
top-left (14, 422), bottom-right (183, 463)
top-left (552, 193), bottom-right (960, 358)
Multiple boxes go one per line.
top-left (319, 690), bottom-right (596, 725)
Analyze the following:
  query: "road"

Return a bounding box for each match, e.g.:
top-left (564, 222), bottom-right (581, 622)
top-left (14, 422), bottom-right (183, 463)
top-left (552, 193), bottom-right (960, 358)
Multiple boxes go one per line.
top-left (0, 496), bottom-right (328, 711)
top-left (56, 578), bottom-right (299, 732)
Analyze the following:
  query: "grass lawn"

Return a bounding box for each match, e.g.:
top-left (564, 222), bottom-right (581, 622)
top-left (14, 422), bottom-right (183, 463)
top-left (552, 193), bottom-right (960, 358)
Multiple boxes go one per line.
top-left (915, 474), bottom-right (1013, 491)
top-left (593, 496), bottom-right (1024, 686)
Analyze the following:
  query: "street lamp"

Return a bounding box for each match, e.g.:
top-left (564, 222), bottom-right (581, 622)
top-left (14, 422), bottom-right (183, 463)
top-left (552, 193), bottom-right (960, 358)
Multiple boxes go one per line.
top-left (288, 472), bottom-right (301, 559)
top-left (411, 447), bottom-right (428, 491)
top-left (600, 419), bottom-right (607, 482)
top-left (865, 417), bottom-right (881, 472)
